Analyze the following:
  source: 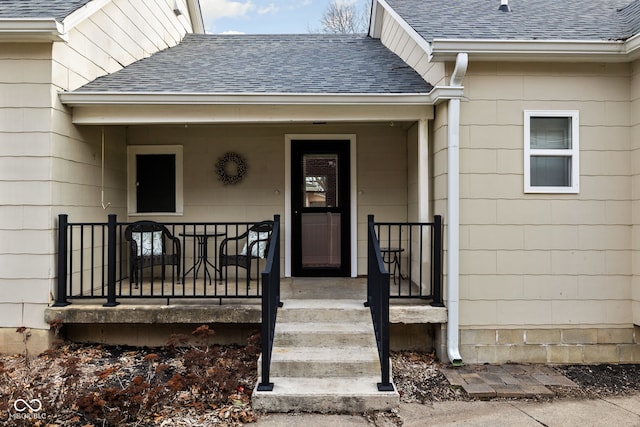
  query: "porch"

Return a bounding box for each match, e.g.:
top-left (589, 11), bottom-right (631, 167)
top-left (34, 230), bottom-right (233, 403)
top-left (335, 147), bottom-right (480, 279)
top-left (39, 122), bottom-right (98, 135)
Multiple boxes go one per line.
top-left (46, 214), bottom-right (447, 351)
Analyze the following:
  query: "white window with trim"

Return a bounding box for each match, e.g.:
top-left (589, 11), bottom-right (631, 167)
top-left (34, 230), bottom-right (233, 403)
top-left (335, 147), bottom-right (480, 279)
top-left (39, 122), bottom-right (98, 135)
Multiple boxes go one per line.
top-left (524, 110), bottom-right (579, 193)
top-left (127, 145), bottom-right (184, 215)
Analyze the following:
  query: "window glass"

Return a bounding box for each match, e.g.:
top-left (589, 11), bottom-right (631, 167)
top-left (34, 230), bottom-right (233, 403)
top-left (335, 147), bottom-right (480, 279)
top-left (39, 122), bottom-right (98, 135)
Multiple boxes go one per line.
top-left (530, 156), bottom-right (571, 187)
top-left (302, 154), bottom-right (338, 208)
top-left (530, 117), bottom-right (571, 149)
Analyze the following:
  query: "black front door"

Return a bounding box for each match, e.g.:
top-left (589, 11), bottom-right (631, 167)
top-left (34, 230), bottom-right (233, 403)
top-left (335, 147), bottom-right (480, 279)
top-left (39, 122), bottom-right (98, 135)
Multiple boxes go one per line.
top-left (291, 140), bottom-right (350, 277)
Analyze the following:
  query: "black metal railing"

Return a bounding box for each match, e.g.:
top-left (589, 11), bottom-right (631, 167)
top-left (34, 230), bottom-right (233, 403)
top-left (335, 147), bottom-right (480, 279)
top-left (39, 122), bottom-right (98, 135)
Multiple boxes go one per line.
top-left (373, 215), bottom-right (443, 306)
top-left (54, 214), bottom-right (277, 306)
top-left (367, 214), bottom-right (444, 390)
top-left (366, 214), bottom-right (394, 392)
top-left (257, 215), bottom-right (281, 391)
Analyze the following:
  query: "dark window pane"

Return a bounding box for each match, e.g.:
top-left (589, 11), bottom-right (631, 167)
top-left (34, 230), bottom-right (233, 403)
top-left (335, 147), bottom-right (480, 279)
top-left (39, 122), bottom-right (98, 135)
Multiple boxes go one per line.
top-left (530, 156), bottom-right (571, 187)
top-left (136, 154), bottom-right (176, 212)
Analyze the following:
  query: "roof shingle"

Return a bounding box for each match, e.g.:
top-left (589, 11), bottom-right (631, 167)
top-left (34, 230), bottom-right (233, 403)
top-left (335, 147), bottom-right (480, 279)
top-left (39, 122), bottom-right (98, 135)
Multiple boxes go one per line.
top-left (385, 0), bottom-right (640, 42)
top-left (0, 0), bottom-right (92, 20)
top-left (73, 34), bottom-right (432, 94)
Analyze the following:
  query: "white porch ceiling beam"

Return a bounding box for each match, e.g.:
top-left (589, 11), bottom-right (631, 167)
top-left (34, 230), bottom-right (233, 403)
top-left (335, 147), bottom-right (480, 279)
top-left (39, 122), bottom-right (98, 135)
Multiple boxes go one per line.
top-left (60, 89), bottom-right (462, 125)
top-left (66, 103), bottom-right (435, 125)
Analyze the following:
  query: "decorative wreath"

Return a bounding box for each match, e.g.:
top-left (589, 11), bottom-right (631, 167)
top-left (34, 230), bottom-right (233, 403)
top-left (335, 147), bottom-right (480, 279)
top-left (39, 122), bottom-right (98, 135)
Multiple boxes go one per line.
top-left (216, 152), bottom-right (247, 185)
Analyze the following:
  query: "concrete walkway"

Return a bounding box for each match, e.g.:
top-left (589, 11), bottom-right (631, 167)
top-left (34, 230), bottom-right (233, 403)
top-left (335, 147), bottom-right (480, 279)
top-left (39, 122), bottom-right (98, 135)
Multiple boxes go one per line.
top-left (254, 395), bottom-right (640, 426)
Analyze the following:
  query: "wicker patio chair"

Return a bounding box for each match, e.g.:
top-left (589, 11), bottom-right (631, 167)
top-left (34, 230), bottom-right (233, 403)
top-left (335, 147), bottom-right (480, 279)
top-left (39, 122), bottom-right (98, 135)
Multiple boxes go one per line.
top-left (218, 221), bottom-right (274, 286)
top-left (125, 221), bottom-right (181, 288)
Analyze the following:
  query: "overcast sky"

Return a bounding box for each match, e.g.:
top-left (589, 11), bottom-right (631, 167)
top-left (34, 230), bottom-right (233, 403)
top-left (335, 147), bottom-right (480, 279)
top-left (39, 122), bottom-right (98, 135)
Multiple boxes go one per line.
top-left (199, 0), bottom-right (367, 34)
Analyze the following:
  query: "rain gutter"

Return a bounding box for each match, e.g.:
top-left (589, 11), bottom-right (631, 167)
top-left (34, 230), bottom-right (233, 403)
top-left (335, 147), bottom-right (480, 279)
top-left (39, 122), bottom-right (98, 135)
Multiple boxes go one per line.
top-left (0, 18), bottom-right (66, 41)
top-left (58, 91), bottom-right (462, 106)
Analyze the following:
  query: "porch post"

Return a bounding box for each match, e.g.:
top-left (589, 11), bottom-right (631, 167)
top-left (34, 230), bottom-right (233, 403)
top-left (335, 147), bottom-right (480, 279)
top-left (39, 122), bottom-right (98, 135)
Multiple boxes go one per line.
top-left (53, 214), bottom-right (71, 307)
top-left (104, 214), bottom-right (120, 307)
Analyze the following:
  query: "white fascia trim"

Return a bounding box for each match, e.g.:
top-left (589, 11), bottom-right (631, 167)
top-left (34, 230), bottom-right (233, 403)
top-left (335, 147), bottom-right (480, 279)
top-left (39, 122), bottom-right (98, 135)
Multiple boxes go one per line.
top-left (186, 0), bottom-right (205, 34)
top-left (368, 0), bottom-right (383, 38)
top-left (59, 92), bottom-right (438, 106)
top-left (431, 39), bottom-right (629, 62)
top-left (373, 0), bottom-right (432, 57)
top-left (62, 0), bottom-right (112, 32)
top-left (0, 18), bottom-right (66, 41)
top-left (625, 33), bottom-right (640, 61)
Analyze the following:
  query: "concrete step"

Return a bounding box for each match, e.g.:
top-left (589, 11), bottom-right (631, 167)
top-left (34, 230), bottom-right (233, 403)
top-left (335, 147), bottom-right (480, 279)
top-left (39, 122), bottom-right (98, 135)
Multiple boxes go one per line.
top-left (253, 298), bottom-right (399, 413)
top-left (263, 346), bottom-right (381, 378)
top-left (278, 299), bottom-right (370, 323)
top-left (252, 377), bottom-right (399, 413)
top-left (273, 322), bottom-right (377, 347)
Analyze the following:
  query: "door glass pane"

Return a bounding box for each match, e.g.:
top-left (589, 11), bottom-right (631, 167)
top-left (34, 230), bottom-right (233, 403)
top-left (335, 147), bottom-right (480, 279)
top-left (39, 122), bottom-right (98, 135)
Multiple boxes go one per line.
top-left (530, 156), bottom-right (571, 187)
top-left (301, 212), bottom-right (341, 268)
top-left (303, 154), bottom-right (338, 208)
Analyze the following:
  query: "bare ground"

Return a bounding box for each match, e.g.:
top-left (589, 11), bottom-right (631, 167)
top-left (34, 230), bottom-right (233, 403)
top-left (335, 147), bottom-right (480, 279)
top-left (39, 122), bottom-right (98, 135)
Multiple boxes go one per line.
top-left (1, 332), bottom-right (640, 426)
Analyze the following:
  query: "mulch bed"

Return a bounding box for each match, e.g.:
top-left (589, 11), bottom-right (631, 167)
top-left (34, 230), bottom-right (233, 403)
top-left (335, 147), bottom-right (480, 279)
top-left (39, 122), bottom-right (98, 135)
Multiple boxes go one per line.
top-left (1, 331), bottom-right (639, 426)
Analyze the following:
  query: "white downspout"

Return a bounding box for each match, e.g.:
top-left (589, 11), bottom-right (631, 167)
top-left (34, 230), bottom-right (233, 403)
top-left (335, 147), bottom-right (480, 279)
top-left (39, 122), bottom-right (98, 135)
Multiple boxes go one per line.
top-left (447, 52), bottom-right (468, 366)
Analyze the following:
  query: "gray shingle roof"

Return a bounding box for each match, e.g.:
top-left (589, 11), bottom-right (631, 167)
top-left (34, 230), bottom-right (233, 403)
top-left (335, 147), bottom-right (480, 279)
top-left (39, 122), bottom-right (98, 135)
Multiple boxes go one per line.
top-left (385, 0), bottom-right (640, 41)
top-left (72, 34), bottom-right (432, 94)
top-left (0, 0), bottom-right (92, 20)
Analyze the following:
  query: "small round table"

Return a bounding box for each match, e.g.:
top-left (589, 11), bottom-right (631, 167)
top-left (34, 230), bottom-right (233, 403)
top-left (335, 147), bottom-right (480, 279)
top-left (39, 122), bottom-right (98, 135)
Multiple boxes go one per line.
top-left (180, 232), bottom-right (226, 285)
top-left (380, 247), bottom-right (405, 284)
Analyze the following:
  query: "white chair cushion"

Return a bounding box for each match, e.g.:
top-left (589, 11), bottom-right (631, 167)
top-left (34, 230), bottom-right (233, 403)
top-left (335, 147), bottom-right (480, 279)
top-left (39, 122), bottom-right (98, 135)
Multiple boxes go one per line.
top-left (132, 231), bottom-right (163, 256)
top-left (240, 230), bottom-right (269, 258)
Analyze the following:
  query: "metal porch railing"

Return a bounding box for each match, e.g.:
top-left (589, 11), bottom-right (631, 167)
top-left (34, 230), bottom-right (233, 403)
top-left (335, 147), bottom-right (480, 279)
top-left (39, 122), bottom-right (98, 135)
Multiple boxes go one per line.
top-left (54, 214), bottom-right (279, 307)
top-left (373, 215), bottom-right (443, 304)
top-left (367, 214), bottom-right (444, 390)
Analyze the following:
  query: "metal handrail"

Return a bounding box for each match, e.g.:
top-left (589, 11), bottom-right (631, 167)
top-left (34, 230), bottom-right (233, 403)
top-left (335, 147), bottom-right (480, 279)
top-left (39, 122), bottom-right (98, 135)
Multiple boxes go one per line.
top-left (367, 214), bottom-right (394, 392)
top-left (257, 214), bottom-right (281, 391)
